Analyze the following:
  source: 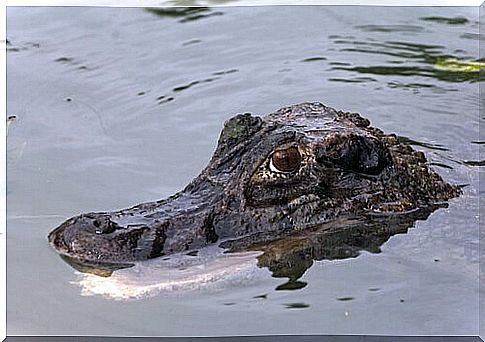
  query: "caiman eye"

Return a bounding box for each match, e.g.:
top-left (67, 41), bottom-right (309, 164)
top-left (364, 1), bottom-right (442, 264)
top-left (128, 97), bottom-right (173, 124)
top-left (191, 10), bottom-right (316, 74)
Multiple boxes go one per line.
top-left (270, 146), bottom-right (301, 173)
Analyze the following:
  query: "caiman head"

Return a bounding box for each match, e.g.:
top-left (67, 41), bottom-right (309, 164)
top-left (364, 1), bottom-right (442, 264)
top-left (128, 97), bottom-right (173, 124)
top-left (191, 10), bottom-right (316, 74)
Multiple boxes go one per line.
top-left (48, 102), bottom-right (461, 270)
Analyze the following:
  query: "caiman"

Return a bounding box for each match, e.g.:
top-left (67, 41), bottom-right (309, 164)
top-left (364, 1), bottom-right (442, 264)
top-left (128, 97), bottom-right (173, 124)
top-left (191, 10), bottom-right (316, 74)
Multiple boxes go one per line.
top-left (48, 102), bottom-right (461, 275)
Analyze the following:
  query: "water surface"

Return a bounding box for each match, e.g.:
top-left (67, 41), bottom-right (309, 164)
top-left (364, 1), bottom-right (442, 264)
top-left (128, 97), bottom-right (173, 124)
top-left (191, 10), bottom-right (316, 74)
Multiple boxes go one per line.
top-left (6, 5), bottom-right (480, 336)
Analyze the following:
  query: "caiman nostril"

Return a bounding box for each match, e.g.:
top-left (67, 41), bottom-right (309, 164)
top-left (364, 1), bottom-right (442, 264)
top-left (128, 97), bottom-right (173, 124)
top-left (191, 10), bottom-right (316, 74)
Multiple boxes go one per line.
top-left (91, 215), bottom-right (120, 235)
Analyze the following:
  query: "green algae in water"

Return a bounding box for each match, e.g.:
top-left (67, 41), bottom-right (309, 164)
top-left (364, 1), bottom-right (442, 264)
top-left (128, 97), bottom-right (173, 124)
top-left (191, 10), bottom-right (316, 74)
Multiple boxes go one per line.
top-left (434, 58), bottom-right (485, 73)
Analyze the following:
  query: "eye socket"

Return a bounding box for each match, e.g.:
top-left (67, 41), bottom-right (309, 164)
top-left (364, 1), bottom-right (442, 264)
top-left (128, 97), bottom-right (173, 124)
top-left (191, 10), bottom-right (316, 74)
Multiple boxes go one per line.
top-left (270, 146), bottom-right (301, 173)
top-left (317, 134), bottom-right (390, 175)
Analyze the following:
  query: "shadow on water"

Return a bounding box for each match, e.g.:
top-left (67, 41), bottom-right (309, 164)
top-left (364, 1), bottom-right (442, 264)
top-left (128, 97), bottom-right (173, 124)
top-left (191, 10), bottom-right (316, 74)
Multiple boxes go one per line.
top-left (419, 16), bottom-right (470, 25)
top-left (156, 69), bottom-right (238, 105)
top-left (461, 32), bottom-right (484, 40)
top-left (398, 136), bottom-right (484, 168)
top-left (284, 302), bottom-right (310, 309)
top-left (462, 160), bottom-right (485, 166)
top-left (146, 7), bottom-right (223, 23)
top-left (301, 56), bottom-right (328, 62)
top-left (6, 39), bottom-right (40, 52)
top-left (355, 25), bottom-right (426, 33)
top-left (397, 136), bottom-right (449, 151)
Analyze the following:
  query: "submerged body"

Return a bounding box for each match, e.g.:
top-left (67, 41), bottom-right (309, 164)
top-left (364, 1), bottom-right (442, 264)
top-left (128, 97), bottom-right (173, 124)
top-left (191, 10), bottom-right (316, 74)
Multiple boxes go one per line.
top-left (48, 102), bottom-right (461, 271)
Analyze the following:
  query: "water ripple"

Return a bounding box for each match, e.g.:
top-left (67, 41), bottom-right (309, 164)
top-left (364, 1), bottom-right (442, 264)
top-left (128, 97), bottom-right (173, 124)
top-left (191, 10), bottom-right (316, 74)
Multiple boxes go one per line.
top-left (420, 16), bottom-right (470, 25)
top-left (146, 7), bottom-right (223, 23)
top-left (329, 38), bottom-right (482, 83)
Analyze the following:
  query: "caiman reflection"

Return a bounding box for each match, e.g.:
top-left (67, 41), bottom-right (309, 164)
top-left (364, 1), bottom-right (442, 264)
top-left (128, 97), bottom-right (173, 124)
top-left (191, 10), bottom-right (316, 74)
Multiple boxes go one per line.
top-left (48, 102), bottom-right (461, 281)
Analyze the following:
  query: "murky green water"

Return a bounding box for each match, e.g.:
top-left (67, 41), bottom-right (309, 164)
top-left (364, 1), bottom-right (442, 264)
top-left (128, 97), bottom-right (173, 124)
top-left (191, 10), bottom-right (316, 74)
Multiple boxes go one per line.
top-left (6, 5), bottom-right (481, 336)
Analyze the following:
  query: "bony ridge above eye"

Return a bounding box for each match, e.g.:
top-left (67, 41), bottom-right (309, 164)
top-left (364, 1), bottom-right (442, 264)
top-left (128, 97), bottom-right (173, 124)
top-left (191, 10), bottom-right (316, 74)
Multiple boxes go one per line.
top-left (269, 146), bottom-right (301, 173)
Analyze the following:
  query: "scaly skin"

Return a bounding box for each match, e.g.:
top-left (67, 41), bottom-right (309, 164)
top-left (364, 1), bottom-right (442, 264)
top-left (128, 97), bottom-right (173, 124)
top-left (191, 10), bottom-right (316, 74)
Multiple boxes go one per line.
top-left (48, 102), bottom-right (461, 270)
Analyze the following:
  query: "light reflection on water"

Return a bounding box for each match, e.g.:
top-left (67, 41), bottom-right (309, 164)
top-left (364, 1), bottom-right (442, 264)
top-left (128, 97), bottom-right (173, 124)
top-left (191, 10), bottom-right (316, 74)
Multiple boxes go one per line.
top-left (74, 249), bottom-right (265, 300)
top-left (6, 5), bottom-right (480, 336)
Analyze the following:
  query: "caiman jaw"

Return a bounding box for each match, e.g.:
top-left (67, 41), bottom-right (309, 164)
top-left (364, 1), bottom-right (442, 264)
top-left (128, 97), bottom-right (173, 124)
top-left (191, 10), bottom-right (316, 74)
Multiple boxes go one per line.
top-left (48, 187), bottom-right (221, 267)
top-left (48, 212), bottom-right (167, 265)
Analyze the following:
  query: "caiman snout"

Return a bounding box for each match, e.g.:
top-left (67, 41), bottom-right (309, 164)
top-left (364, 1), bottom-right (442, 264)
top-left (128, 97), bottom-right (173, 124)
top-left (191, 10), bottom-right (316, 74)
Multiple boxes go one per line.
top-left (49, 185), bottom-right (221, 267)
top-left (49, 211), bottom-right (171, 265)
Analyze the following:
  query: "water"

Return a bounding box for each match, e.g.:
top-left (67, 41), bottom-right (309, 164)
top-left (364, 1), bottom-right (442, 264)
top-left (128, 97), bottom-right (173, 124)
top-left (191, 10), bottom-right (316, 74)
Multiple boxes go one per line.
top-left (6, 5), bottom-right (481, 336)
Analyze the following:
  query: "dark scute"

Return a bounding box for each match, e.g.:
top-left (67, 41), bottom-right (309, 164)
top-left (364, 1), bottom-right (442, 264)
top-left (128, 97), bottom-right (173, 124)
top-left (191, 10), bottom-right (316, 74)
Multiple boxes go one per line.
top-left (204, 212), bottom-right (219, 243)
top-left (339, 111), bottom-right (371, 128)
top-left (148, 225), bottom-right (168, 259)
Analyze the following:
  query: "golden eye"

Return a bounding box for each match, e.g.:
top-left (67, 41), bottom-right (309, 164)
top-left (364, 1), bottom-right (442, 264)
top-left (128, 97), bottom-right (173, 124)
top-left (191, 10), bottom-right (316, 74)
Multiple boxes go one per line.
top-left (270, 146), bottom-right (301, 173)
